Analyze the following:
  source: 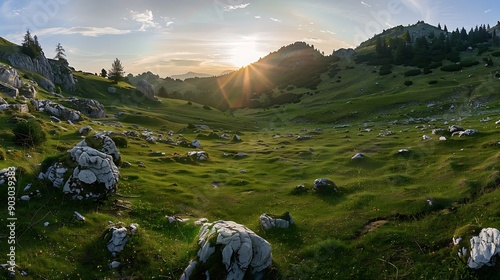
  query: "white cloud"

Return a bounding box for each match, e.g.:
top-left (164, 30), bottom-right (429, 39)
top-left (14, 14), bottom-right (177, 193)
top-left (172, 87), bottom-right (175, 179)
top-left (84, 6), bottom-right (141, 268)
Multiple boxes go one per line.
top-left (270, 18), bottom-right (282, 22)
top-left (255, 16), bottom-right (261, 19)
top-left (224, 3), bottom-right (250, 12)
top-left (485, 9), bottom-right (492, 14)
top-left (130, 10), bottom-right (159, 31)
top-left (361, 1), bottom-right (371, 8)
top-left (34, 26), bottom-right (131, 37)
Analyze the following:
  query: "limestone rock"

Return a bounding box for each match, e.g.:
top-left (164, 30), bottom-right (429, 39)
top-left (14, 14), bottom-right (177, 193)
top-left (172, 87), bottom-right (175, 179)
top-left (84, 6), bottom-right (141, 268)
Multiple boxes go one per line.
top-left (453, 129), bottom-right (478, 137)
top-left (181, 220), bottom-right (272, 280)
top-left (468, 228), bottom-right (500, 269)
top-left (0, 63), bottom-right (23, 88)
top-left (313, 178), bottom-right (338, 194)
top-left (78, 126), bottom-right (93, 135)
top-left (351, 153), bottom-right (364, 159)
top-left (31, 99), bottom-right (83, 122)
top-left (19, 84), bottom-right (37, 98)
top-left (188, 151), bottom-right (209, 161)
top-left (0, 81), bottom-right (18, 98)
top-left (191, 139), bottom-right (202, 148)
top-left (9, 104), bottom-right (29, 113)
top-left (67, 98), bottom-right (105, 118)
top-left (449, 125), bottom-right (464, 133)
top-left (260, 212), bottom-right (294, 230)
top-left (79, 132), bottom-right (121, 163)
top-left (105, 224), bottom-right (138, 255)
top-left (136, 79), bottom-right (155, 100)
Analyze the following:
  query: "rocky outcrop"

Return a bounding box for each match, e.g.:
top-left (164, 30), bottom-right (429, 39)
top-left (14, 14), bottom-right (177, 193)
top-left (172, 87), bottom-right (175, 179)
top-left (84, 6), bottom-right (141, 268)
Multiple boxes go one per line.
top-left (0, 63), bottom-right (24, 88)
top-left (66, 98), bottom-right (106, 118)
top-left (19, 84), bottom-right (37, 98)
top-left (31, 99), bottom-right (83, 122)
top-left (333, 48), bottom-right (355, 59)
top-left (105, 223), bottom-right (138, 256)
top-left (0, 52), bottom-right (75, 91)
top-left (468, 228), bottom-right (500, 269)
top-left (39, 133), bottom-right (120, 199)
top-left (181, 220), bottom-right (272, 280)
top-left (0, 81), bottom-right (18, 98)
top-left (136, 79), bottom-right (155, 100)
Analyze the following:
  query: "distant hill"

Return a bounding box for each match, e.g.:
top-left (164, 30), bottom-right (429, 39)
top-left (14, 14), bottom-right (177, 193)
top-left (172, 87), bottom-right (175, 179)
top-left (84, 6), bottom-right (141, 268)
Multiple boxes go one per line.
top-left (170, 71), bottom-right (213, 80)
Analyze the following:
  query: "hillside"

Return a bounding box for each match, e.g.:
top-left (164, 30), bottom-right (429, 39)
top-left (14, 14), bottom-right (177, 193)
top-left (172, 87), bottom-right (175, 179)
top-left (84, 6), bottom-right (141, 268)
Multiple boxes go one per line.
top-left (0, 25), bottom-right (500, 280)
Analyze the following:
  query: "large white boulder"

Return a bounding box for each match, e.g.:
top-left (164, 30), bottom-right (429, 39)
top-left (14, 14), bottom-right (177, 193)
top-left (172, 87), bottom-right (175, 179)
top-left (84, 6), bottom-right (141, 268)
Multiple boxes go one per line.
top-left (136, 79), bottom-right (155, 100)
top-left (180, 220), bottom-right (272, 280)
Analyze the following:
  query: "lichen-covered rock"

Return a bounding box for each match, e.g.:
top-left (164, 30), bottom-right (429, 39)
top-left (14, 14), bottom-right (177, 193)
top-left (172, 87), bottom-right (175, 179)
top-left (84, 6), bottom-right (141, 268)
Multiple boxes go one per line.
top-left (0, 63), bottom-right (24, 88)
top-left (468, 228), bottom-right (500, 269)
top-left (31, 99), bottom-right (83, 122)
top-left (0, 81), bottom-right (18, 98)
top-left (449, 125), bottom-right (464, 133)
top-left (180, 220), bottom-right (272, 280)
top-left (313, 178), bottom-right (338, 194)
top-left (188, 151), bottom-right (209, 161)
top-left (19, 84), bottom-right (37, 98)
top-left (351, 153), bottom-right (364, 159)
top-left (39, 163), bottom-right (68, 188)
top-left (79, 132), bottom-right (121, 163)
top-left (452, 129), bottom-right (478, 137)
top-left (67, 98), bottom-right (105, 118)
top-left (78, 126), bottom-right (93, 135)
top-left (260, 212), bottom-right (294, 230)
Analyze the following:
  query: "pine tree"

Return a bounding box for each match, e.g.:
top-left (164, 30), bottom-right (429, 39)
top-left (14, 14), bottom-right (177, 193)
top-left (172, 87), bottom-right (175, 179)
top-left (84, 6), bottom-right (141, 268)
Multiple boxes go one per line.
top-left (21, 30), bottom-right (43, 58)
top-left (444, 25), bottom-right (448, 33)
top-left (100, 68), bottom-right (107, 78)
top-left (54, 43), bottom-right (66, 61)
top-left (108, 58), bottom-right (124, 83)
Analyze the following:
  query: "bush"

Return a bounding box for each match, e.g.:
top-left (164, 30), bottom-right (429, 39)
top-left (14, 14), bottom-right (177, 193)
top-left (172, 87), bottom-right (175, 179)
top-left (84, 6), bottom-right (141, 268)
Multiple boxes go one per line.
top-left (428, 62), bottom-right (443, 69)
top-left (460, 59), bottom-right (479, 68)
top-left (111, 136), bottom-right (128, 148)
top-left (492, 51), bottom-right (500, 57)
top-left (404, 69), bottom-right (422, 77)
top-left (13, 119), bottom-right (47, 147)
top-left (428, 80), bottom-right (438, 85)
top-left (404, 81), bottom-right (413, 86)
top-left (440, 64), bottom-right (462, 72)
top-left (0, 148), bottom-right (5, 160)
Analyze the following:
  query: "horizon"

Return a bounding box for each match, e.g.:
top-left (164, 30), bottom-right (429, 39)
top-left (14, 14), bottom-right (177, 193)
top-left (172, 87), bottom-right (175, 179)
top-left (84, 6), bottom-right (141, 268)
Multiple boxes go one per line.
top-left (0, 0), bottom-right (499, 78)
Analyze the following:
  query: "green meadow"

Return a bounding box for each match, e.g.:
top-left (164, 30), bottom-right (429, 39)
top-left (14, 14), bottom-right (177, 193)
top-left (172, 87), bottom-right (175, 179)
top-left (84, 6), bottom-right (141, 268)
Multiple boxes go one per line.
top-left (1, 41), bottom-right (500, 279)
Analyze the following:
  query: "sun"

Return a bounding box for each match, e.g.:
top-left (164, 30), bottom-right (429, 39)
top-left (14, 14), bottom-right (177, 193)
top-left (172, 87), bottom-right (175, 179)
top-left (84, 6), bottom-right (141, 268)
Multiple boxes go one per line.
top-left (229, 42), bottom-right (266, 68)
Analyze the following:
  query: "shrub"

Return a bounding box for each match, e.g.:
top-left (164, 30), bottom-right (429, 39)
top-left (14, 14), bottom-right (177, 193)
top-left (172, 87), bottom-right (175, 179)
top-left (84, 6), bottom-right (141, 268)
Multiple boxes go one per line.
top-left (428, 62), bottom-right (443, 69)
top-left (460, 59), bottom-right (479, 68)
top-left (0, 148), bottom-right (5, 160)
top-left (428, 80), bottom-right (438, 85)
top-left (492, 51), bottom-right (500, 57)
top-left (13, 119), bottom-right (47, 147)
top-left (404, 69), bottom-right (422, 77)
top-left (111, 136), bottom-right (128, 148)
top-left (440, 64), bottom-right (462, 72)
top-left (404, 80), bottom-right (413, 86)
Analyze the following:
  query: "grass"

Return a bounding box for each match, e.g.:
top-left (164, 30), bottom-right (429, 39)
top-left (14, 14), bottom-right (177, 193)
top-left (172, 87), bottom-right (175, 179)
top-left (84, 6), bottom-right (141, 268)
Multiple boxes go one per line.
top-left (0, 46), bottom-right (500, 279)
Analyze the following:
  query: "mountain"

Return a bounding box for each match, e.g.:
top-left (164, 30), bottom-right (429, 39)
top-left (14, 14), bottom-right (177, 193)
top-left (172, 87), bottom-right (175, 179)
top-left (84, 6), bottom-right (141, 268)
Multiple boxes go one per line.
top-left (170, 71), bottom-right (212, 80)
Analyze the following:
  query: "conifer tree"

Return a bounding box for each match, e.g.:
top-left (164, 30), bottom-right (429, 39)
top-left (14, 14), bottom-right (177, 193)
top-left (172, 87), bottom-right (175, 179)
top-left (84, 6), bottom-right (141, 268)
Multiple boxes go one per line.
top-left (54, 43), bottom-right (66, 61)
top-left (108, 58), bottom-right (124, 83)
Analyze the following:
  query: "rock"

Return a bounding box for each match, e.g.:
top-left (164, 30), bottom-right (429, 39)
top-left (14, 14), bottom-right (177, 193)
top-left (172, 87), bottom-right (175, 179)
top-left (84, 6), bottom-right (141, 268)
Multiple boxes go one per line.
top-left (20, 195), bottom-right (30, 201)
top-left (42, 163), bottom-right (68, 188)
top-left (31, 99), bottom-right (83, 122)
top-left (496, 120), bottom-right (500, 125)
top-left (136, 79), bottom-right (155, 100)
top-left (432, 128), bottom-right (446, 135)
top-left (8, 103), bottom-right (29, 113)
top-left (468, 228), bottom-right (500, 269)
top-left (313, 178), bottom-right (338, 194)
top-left (0, 97), bottom-right (7, 105)
top-left (232, 134), bottom-right (242, 142)
top-left (292, 184), bottom-right (308, 194)
top-left (398, 149), bottom-right (410, 154)
top-left (188, 151), bottom-right (209, 161)
top-left (453, 129), bottom-right (478, 137)
top-left (67, 98), bottom-right (106, 118)
top-left (422, 135), bottom-right (431, 140)
top-left (296, 135), bottom-right (313, 140)
top-left (259, 212), bottom-right (294, 230)
top-left (74, 211), bottom-right (85, 221)
top-left (78, 126), bottom-right (93, 135)
top-left (194, 218), bottom-right (209, 226)
top-left (79, 132), bottom-right (121, 163)
top-left (0, 81), bottom-right (18, 98)
top-left (166, 216), bottom-right (188, 223)
top-left (44, 221), bottom-right (49, 227)
top-left (108, 87), bottom-right (116, 93)
top-left (105, 223), bottom-right (138, 255)
top-left (191, 139), bottom-right (202, 148)
top-left (0, 63), bottom-right (24, 88)
top-left (351, 153), bottom-right (364, 159)
top-left (439, 136), bottom-right (447, 141)
top-left (180, 220), bottom-right (272, 280)
top-left (108, 261), bottom-right (121, 269)
top-left (449, 125), bottom-right (464, 133)
top-left (150, 151), bottom-right (165, 156)
top-left (19, 84), bottom-right (37, 98)
top-left (50, 115), bottom-right (61, 123)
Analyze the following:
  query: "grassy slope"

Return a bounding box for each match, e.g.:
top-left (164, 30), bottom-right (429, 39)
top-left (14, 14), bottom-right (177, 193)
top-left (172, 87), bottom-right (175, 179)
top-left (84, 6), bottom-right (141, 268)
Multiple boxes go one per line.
top-left (0, 47), bottom-right (499, 279)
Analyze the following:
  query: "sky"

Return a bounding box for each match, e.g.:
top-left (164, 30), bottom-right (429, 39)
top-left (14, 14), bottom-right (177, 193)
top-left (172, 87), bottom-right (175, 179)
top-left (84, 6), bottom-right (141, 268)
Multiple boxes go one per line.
top-left (0, 0), bottom-right (499, 77)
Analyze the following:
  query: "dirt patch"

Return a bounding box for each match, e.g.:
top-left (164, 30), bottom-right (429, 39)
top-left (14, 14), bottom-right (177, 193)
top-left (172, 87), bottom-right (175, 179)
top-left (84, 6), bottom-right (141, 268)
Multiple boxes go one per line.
top-left (357, 219), bottom-right (389, 237)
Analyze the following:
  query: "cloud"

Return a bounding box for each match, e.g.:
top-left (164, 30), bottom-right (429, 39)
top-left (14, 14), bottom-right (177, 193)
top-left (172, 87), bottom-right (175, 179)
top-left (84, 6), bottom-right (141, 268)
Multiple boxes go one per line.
top-left (270, 18), bottom-right (282, 22)
top-left (35, 26), bottom-right (131, 37)
top-left (255, 16), bottom-right (261, 19)
top-left (224, 3), bottom-right (250, 12)
top-left (361, 1), bottom-right (371, 8)
top-left (130, 9), bottom-right (159, 31)
top-left (170, 59), bottom-right (203, 67)
top-left (484, 9), bottom-right (492, 14)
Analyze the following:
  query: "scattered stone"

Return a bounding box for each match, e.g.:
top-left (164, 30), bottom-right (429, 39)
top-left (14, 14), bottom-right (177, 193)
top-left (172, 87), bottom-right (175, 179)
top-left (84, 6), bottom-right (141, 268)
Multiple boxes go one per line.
top-left (19, 84), bottom-right (37, 98)
top-left (422, 135), bottom-right (431, 140)
top-left (23, 183), bottom-right (32, 192)
top-left (296, 135), bottom-right (313, 140)
top-left (292, 184), bottom-right (308, 195)
top-left (20, 195), bottom-right (30, 201)
top-left (50, 115), bottom-right (61, 123)
top-left (105, 223), bottom-right (138, 255)
top-left (439, 136), bottom-right (447, 141)
top-left (191, 139), bottom-right (202, 148)
top-left (480, 117), bottom-right (491, 123)
top-left (449, 125), bottom-right (464, 133)
top-left (108, 87), bottom-right (116, 94)
top-left (313, 178), bottom-right (338, 194)
top-left (194, 218), bottom-right (209, 226)
top-left (150, 151), bottom-right (166, 156)
top-left (453, 129), bottom-right (478, 137)
top-left (232, 134), bottom-right (242, 142)
top-left (259, 212), bottom-right (294, 230)
top-left (432, 128), bottom-right (446, 135)
top-left (468, 228), bottom-right (500, 269)
top-left (180, 220), bottom-right (272, 280)
top-left (44, 221), bottom-right (49, 227)
top-left (31, 99), bottom-right (83, 122)
top-left (108, 261), bottom-right (121, 269)
top-left (351, 153), bottom-right (364, 159)
top-left (166, 216), bottom-right (188, 223)
top-left (398, 149), bottom-right (410, 154)
top-left (188, 151), bottom-right (209, 161)
top-left (496, 120), bottom-right (500, 125)
top-left (78, 125), bottom-right (93, 135)
top-left (74, 211), bottom-right (85, 221)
